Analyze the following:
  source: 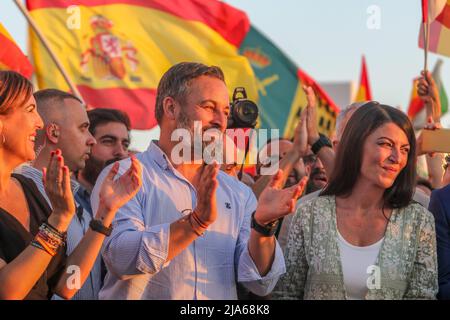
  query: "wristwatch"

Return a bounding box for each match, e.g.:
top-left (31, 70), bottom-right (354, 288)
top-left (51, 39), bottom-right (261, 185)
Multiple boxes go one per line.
top-left (251, 211), bottom-right (279, 237)
top-left (89, 219), bottom-right (113, 236)
top-left (311, 133), bottom-right (332, 155)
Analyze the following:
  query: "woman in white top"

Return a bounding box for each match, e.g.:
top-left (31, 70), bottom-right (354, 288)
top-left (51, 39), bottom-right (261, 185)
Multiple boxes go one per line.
top-left (274, 102), bottom-right (438, 299)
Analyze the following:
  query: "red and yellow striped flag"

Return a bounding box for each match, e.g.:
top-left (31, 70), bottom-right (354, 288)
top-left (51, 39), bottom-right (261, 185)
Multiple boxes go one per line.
top-left (419, 0), bottom-right (450, 57)
top-left (26, 0), bottom-right (257, 130)
top-left (407, 78), bottom-right (423, 122)
top-left (0, 23), bottom-right (33, 78)
top-left (354, 55), bottom-right (372, 102)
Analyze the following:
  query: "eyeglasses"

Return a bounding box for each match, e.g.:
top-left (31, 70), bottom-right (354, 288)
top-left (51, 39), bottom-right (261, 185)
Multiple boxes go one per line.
top-left (302, 154), bottom-right (318, 165)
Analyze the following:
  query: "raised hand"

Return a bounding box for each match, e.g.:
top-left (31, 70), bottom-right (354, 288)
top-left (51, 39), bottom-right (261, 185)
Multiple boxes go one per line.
top-left (292, 106), bottom-right (309, 157)
top-left (303, 85), bottom-right (320, 145)
top-left (43, 149), bottom-right (76, 230)
top-left (98, 154), bottom-right (142, 212)
top-left (192, 162), bottom-right (219, 227)
top-left (254, 169), bottom-right (308, 225)
top-left (418, 70), bottom-right (441, 124)
top-left (293, 157), bottom-right (309, 181)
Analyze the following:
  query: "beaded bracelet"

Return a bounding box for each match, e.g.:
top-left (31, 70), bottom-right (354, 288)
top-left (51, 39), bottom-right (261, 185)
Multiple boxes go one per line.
top-left (40, 222), bottom-right (66, 242)
top-left (33, 235), bottom-right (57, 256)
top-left (30, 239), bottom-right (45, 251)
top-left (30, 222), bottom-right (65, 256)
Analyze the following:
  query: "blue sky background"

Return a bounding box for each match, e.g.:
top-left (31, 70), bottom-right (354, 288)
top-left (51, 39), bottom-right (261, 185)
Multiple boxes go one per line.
top-left (225, 0), bottom-right (449, 123)
top-left (1, 0), bottom-right (449, 149)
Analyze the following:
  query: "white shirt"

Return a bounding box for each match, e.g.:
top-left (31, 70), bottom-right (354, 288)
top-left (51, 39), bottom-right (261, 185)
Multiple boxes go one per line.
top-left (91, 141), bottom-right (286, 300)
top-left (337, 230), bottom-right (383, 300)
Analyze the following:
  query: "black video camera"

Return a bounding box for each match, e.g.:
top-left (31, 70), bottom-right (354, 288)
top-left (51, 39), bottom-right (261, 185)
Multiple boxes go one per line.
top-left (227, 87), bottom-right (258, 129)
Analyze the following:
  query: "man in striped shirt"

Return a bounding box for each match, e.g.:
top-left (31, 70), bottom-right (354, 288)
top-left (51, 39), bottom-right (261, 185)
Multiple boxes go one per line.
top-left (16, 89), bottom-right (101, 300)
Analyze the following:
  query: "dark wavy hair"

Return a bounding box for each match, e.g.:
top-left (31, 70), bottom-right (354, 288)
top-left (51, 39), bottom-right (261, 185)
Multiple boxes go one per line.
top-left (87, 108), bottom-right (131, 136)
top-left (321, 102), bottom-right (416, 209)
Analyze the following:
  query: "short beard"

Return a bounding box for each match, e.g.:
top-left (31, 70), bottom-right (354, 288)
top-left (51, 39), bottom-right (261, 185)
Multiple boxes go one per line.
top-left (305, 179), bottom-right (321, 194)
top-left (175, 108), bottom-right (221, 162)
top-left (305, 168), bottom-right (327, 194)
top-left (82, 155), bottom-right (120, 187)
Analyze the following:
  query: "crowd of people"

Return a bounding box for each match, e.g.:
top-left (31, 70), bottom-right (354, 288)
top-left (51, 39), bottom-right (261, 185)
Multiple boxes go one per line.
top-left (0, 61), bottom-right (449, 300)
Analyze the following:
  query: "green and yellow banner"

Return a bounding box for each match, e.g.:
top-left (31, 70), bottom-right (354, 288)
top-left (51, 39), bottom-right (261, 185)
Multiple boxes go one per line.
top-left (239, 25), bottom-right (339, 138)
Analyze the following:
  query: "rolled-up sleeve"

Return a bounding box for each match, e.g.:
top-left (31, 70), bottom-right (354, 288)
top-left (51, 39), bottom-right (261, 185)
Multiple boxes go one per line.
top-left (235, 189), bottom-right (286, 296)
top-left (91, 162), bottom-right (171, 280)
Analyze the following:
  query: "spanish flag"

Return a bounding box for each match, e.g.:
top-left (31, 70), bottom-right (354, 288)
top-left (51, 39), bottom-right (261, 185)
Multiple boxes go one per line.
top-left (419, 0), bottom-right (450, 57)
top-left (26, 0), bottom-right (257, 130)
top-left (0, 23), bottom-right (33, 78)
top-left (354, 55), bottom-right (372, 102)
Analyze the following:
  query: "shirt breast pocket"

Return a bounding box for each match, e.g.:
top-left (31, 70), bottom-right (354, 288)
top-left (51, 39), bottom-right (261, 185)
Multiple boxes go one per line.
top-left (205, 247), bottom-right (234, 268)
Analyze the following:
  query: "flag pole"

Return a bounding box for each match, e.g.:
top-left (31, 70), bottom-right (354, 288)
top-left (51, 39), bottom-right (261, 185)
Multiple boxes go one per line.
top-left (13, 0), bottom-right (85, 103)
top-left (422, 0), bottom-right (429, 74)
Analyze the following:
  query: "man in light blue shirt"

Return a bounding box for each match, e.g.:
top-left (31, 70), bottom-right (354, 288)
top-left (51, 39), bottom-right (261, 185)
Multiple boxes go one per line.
top-left (91, 62), bottom-right (307, 299)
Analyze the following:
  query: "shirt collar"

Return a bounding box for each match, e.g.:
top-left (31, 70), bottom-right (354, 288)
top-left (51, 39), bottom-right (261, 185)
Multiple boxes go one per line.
top-left (145, 140), bottom-right (172, 171)
top-left (20, 164), bottom-right (80, 193)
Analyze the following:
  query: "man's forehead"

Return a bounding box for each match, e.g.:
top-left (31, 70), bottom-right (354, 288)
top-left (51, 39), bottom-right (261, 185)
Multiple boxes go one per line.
top-left (62, 99), bottom-right (89, 125)
top-left (188, 76), bottom-right (228, 99)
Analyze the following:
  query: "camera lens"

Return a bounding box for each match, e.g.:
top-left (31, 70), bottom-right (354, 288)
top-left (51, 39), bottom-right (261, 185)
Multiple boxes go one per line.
top-left (232, 100), bottom-right (258, 128)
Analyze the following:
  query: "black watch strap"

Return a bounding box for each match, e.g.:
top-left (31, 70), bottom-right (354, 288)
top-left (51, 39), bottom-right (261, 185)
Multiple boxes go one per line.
top-left (311, 133), bottom-right (332, 155)
top-left (89, 219), bottom-right (113, 236)
top-left (251, 211), bottom-right (279, 237)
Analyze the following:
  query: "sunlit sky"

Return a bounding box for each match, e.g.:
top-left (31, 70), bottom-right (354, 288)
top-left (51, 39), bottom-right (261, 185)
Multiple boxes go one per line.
top-left (1, 0), bottom-right (449, 150)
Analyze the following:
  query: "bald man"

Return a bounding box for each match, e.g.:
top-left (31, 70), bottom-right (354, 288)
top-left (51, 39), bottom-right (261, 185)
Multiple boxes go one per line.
top-left (30, 90), bottom-right (96, 173)
top-left (16, 89), bottom-right (100, 300)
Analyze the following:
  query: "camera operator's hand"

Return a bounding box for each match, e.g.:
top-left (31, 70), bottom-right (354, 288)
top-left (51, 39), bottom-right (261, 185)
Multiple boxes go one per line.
top-left (192, 162), bottom-right (219, 227)
top-left (303, 85), bottom-right (320, 145)
top-left (253, 170), bottom-right (308, 225)
top-left (418, 70), bottom-right (441, 124)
